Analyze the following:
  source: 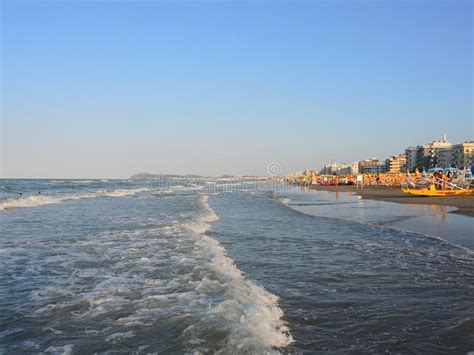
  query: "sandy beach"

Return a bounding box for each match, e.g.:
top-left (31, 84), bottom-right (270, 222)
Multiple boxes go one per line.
top-left (310, 185), bottom-right (474, 217)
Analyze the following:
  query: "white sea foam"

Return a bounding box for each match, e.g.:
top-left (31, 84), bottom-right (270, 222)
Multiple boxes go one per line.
top-left (44, 344), bottom-right (74, 354)
top-left (185, 195), bottom-right (293, 352)
top-left (0, 188), bottom-right (148, 211)
top-left (150, 183), bottom-right (205, 196)
top-left (105, 331), bottom-right (136, 343)
top-left (279, 197), bottom-right (291, 205)
top-left (192, 234), bottom-right (293, 352)
top-left (184, 195), bottom-right (220, 234)
top-left (5, 193), bottom-right (291, 353)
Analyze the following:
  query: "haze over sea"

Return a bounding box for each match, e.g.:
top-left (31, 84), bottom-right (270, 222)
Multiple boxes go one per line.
top-left (1, 179), bottom-right (472, 353)
top-left (2, 1), bottom-right (472, 178)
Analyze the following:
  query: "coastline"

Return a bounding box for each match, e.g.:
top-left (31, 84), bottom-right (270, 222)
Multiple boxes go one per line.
top-left (309, 185), bottom-right (474, 218)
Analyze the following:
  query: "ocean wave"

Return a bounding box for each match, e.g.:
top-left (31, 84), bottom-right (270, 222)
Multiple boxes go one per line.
top-left (0, 188), bottom-right (148, 211)
top-left (184, 195), bottom-right (293, 352)
top-left (191, 234), bottom-right (293, 352)
top-left (2, 193), bottom-right (291, 353)
top-left (184, 195), bottom-right (219, 234)
top-left (150, 184), bottom-right (205, 197)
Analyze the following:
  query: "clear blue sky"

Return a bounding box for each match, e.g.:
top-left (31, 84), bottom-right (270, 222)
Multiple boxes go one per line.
top-left (1, 0), bottom-right (472, 178)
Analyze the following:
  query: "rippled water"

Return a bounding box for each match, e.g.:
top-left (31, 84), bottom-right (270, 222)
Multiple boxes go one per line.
top-left (0, 179), bottom-right (473, 353)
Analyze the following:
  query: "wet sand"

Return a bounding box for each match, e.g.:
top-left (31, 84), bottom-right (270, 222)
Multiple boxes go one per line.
top-left (310, 185), bottom-right (474, 217)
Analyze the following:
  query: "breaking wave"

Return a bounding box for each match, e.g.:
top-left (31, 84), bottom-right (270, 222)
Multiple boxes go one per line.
top-left (184, 195), bottom-right (293, 352)
top-left (0, 188), bottom-right (148, 211)
top-left (0, 190), bottom-right (292, 353)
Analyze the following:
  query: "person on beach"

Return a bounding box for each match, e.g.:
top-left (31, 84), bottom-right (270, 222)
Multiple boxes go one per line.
top-left (439, 172), bottom-right (446, 190)
top-left (433, 171), bottom-right (441, 189)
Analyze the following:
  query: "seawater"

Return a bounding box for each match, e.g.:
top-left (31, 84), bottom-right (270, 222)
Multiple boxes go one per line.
top-left (0, 179), bottom-right (472, 353)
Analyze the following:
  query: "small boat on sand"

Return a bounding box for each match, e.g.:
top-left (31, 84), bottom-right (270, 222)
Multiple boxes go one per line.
top-left (401, 185), bottom-right (474, 197)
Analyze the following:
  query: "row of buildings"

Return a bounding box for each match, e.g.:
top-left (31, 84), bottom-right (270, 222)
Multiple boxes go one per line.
top-left (320, 135), bottom-right (473, 175)
top-left (404, 134), bottom-right (473, 172)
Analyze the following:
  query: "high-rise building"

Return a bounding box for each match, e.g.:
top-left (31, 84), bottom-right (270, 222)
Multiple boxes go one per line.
top-left (386, 154), bottom-right (407, 173)
top-left (427, 135), bottom-right (453, 168)
top-left (405, 147), bottom-right (418, 172)
top-left (405, 134), bottom-right (452, 170)
top-left (437, 148), bottom-right (454, 168)
top-left (452, 141), bottom-right (474, 170)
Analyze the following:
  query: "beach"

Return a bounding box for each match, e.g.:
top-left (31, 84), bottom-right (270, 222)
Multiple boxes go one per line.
top-left (311, 185), bottom-right (474, 217)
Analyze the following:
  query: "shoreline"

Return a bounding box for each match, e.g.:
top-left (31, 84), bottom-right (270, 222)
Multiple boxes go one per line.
top-left (309, 185), bottom-right (474, 218)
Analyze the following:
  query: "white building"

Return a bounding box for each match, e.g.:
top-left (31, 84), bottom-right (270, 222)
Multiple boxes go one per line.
top-left (437, 148), bottom-right (454, 168)
top-left (405, 134), bottom-right (452, 170)
top-left (405, 147), bottom-right (418, 172)
top-left (351, 161), bottom-right (359, 175)
top-left (452, 141), bottom-right (474, 170)
top-left (320, 163), bottom-right (351, 175)
top-left (386, 154), bottom-right (407, 173)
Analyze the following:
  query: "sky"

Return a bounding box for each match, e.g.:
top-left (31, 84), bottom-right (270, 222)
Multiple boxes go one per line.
top-left (1, 0), bottom-right (473, 178)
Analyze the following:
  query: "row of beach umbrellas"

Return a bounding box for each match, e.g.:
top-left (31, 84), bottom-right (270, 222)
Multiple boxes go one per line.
top-left (426, 167), bottom-right (461, 173)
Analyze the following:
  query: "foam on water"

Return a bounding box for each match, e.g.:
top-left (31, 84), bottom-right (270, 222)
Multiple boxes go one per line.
top-left (151, 184), bottom-right (205, 198)
top-left (184, 195), bottom-right (293, 352)
top-left (105, 331), bottom-right (136, 343)
top-left (0, 188), bottom-right (148, 210)
top-left (278, 197), bottom-right (291, 205)
top-left (44, 344), bottom-right (74, 354)
top-left (0, 192), bottom-right (292, 353)
top-left (184, 195), bottom-right (220, 234)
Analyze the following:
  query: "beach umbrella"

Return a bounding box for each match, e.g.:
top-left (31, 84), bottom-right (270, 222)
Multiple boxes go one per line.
top-left (444, 167), bottom-right (461, 173)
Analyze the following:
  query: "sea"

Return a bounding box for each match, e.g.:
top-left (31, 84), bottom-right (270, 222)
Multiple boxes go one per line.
top-left (0, 178), bottom-right (473, 354)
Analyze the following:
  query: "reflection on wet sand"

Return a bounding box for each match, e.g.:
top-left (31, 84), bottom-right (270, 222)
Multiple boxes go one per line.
top-left (285, 190), bottom-right (473, 250)
top-left (430, 204), bottom-right (448, 223)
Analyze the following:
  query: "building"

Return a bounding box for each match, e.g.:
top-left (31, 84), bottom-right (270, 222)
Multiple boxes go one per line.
top-left (405, 147), bottom-right (418, 172)
top-left (405, 134), bottom-right (452, 170)
top-left (452, 141), bottom-right (474, 170)
top-left (365, 164), bottom-right (386, 174)
top-left (351, 161), bottom-right (359, 175)
top-left (359, 159), bottom-right (386, 174)
top-left (386, 154), bottom-right (407, 173)
top-left (320, 163), bottom-right (351, 175)
top-left (437, 148), bottom-right (454, 168)
top-left (337, 166), bottom-right (353, 176)
top-left (426, 135), bottom-right (453, 168)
